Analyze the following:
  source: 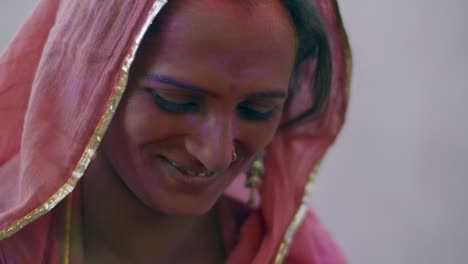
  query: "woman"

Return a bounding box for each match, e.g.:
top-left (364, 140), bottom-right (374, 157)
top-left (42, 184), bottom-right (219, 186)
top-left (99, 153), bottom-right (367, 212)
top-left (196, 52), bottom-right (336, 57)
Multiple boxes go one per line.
top-left (0, 0), bottom-right (351, 263)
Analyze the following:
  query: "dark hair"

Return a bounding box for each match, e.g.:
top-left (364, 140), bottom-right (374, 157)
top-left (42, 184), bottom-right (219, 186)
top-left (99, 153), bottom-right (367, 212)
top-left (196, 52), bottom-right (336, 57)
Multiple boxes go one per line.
top-left (280, 0), bottom-right (332, 129)
top-left (144, 0), bottom-right (332, 129)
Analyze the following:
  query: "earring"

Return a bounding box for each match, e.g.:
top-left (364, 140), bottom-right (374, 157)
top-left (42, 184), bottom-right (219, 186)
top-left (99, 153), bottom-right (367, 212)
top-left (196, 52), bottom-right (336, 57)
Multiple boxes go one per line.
top-left (232, 149), bottom-right (237, 162)
top-left (245, 151), bottom-right (265, 206)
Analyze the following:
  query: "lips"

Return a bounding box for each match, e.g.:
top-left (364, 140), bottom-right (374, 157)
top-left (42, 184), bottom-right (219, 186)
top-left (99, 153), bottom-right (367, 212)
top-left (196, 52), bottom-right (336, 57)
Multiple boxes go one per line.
top-left (159, 155), bottom-right (213, 178)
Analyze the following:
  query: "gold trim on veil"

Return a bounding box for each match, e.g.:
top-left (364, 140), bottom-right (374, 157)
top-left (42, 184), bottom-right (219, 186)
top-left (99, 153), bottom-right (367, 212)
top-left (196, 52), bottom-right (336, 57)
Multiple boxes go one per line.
top-left (1, 1), bottom-right (351, 262)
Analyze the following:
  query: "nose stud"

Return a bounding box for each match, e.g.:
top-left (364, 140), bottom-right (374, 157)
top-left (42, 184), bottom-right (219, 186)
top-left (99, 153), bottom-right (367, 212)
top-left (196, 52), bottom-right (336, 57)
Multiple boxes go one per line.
top-left (232, 149), bottom-right (237, 162)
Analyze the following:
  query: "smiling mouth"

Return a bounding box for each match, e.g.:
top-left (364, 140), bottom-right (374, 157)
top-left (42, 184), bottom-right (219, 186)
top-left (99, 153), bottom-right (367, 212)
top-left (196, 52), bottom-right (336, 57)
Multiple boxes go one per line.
top-left (159, 156), bottom-right (213, 178)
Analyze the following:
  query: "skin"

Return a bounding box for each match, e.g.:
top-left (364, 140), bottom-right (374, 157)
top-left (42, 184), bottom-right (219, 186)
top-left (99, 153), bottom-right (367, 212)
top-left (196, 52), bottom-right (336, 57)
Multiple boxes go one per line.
top-left (81, 0), bottom-right (298, 262)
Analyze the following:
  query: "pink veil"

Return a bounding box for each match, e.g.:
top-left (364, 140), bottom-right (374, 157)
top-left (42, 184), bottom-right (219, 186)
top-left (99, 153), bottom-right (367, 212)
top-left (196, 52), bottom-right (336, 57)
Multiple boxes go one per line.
top-left (0, 0), bottom-right (351, 263)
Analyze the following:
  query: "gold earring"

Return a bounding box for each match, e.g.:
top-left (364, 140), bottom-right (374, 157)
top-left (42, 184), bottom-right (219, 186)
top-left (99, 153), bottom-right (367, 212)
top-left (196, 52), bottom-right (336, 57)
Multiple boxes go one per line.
top-left (245, 152), bottom-right (265, 206)
top-left (232, 149), bottom-right (237, 162)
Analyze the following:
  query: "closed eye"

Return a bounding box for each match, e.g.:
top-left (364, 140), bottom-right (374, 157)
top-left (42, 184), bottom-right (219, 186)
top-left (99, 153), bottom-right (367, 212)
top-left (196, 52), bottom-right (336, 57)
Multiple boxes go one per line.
top-left (236, 103), bottom-right (277, 121)
top-left (146, 87), bottom-right (280, 121)
top-left (147, 88), bottom-right (199, 113)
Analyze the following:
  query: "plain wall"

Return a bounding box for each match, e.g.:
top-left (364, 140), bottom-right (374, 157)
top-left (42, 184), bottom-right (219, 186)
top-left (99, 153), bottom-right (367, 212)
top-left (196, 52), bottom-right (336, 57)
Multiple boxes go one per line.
top-left (1, 1), bottom-right (467, 263)
top-left (312, 1), bottom-right (468, 263)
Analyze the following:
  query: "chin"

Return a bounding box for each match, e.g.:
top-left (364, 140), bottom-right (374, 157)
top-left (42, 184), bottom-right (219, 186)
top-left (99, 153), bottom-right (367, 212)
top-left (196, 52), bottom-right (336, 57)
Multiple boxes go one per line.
top-left (135, 160), bottom-right (236, 217)
top-left (144, 191), bottom-right (221, 217)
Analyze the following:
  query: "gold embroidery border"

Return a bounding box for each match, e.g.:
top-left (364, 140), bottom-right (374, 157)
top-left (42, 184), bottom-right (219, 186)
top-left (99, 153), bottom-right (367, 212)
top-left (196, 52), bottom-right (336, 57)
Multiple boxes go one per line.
top-left (0, 0), bottom-right (168, 240)
top-left (274, 0), bottom-right (352, 262)
top-left (1, 1), bottom-right (352, 263)
top-left (274, 165), bottom-right (320, 264)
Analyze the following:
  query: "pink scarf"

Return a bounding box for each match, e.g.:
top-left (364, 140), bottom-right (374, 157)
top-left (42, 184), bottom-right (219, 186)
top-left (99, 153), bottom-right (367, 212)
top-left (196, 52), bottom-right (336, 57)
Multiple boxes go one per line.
top-left (0, 0), bottom-right (351, 263)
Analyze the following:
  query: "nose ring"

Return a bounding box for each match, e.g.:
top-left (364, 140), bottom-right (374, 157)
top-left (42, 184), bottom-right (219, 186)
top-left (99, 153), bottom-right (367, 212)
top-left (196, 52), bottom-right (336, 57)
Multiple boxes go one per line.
top-left (232, 149), bottom-right (237, 162)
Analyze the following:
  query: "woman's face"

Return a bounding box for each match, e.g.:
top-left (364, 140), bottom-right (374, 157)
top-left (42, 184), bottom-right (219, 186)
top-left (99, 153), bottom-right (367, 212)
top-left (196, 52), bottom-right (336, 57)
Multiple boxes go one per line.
top-left (101, 0), bottom-right (298, 216)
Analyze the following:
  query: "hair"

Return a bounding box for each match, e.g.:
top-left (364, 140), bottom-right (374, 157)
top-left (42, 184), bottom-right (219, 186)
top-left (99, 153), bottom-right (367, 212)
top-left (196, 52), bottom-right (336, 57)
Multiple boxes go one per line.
top-left (144, 0), bottom-right (332, 129)
top-left (280, 0), bottom-right (332, 129)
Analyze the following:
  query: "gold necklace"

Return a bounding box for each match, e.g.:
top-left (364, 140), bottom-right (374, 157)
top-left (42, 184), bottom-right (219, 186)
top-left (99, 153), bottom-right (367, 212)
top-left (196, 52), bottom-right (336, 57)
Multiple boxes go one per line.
top-left (63, 194), bottom-right (73, 264)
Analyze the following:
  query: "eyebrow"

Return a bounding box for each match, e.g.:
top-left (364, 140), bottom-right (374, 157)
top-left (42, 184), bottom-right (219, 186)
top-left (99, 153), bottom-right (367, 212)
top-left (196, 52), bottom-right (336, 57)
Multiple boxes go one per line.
top-left (146, 74), bottom-right (287, 99)
top-left (147, 74), bottom-right (217, 96)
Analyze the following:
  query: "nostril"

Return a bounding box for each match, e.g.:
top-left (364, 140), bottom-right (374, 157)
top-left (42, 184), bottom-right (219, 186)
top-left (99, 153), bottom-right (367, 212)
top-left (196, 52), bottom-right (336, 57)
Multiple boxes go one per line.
top-left (185, 124), bottom-right (236, 172)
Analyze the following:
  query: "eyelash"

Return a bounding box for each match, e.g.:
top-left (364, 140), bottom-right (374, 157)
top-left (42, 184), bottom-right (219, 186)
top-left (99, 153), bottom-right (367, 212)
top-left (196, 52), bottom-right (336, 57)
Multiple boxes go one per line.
top-left (149, 89), bottom-right (199, 113)
top-left (148, 88), bottom-right (275, 121)
top-left (236, 105), bottom-right (275, 121)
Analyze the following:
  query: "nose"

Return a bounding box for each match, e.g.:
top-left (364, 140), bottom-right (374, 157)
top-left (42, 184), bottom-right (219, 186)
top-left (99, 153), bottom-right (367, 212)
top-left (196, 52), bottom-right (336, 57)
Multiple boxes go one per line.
top-left (185, 114), bottom-right (235, 172)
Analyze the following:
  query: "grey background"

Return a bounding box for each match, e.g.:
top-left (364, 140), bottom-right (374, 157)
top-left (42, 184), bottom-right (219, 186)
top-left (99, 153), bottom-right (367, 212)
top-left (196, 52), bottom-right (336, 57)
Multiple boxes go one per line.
top-left (1, 1), bottom-right (467, 263)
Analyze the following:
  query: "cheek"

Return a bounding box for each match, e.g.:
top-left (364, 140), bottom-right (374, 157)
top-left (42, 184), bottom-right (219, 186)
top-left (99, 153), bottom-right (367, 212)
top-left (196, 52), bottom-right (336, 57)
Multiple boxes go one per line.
top-left (236, 118), bottom-right (282, 153)
top-left (121, 93), bottom-right (187, 142)
top-left (122, 91), bottom-right (281, 155)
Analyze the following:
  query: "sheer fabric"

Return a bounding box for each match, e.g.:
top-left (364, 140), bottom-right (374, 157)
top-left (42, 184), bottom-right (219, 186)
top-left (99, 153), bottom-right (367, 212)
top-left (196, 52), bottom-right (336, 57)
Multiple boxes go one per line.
top-left (0, 0), bottom-right (351, 263)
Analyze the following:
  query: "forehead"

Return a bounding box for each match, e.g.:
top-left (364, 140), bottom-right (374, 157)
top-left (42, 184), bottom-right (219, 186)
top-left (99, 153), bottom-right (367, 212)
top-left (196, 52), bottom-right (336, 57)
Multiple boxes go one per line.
top-left (156, 0), bottom-right (296, 52)
top-left (162, 0), bottom-right (296, 38)
top-left (138, 0), bottom-right (298, 91)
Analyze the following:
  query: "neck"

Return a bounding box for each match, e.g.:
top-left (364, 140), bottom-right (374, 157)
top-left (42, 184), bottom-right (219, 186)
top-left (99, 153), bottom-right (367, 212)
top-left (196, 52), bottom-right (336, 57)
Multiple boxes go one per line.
top-left (81, 151), bottom-right (224, 263)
